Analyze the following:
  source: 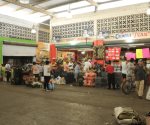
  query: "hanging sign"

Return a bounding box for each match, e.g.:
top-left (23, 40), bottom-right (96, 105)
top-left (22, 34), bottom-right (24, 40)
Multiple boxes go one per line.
top-left (136, 49), bottom-right (143, 58)
top-left (125, 53), bottom-right (136, 60)
top-left (142, 48), bottom-right (150, 58)
top-left (93, 40), bottom-right (104, 46)
top-left (50, 44), bottom-right (57, 62)
top-left (105, 47), bottom-right (121, 60)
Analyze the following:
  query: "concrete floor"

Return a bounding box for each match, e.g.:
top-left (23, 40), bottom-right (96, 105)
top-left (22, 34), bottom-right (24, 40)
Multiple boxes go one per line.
top-left (0, 83), bottom-right (150, 125)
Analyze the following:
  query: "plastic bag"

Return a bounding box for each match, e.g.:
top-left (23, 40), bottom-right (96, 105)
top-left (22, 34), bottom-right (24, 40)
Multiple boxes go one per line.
top-left (146, 86), bottom-right (150, 100)
top-left (114, 107), bottom-right (143, 125)
top-left (40, 76), bottom-right (44, 82)
top-left (48, 83), bottom-right (55, 90)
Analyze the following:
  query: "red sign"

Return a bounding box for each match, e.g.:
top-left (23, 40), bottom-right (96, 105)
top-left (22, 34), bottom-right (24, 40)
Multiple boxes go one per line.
top-left (50, 44), bottom-right (57, 62)
top-left (93, 40), bottom-right (104, 46)
top-left (105, 47), bottom-right (121, 61)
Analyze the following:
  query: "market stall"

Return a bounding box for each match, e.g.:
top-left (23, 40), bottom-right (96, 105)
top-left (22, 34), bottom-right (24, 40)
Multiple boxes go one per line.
top-left (3, 41), bottom-right (37, 65)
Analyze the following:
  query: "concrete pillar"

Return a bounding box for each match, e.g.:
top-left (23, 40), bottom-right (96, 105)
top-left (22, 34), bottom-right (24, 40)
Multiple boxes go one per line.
top-left (94, 19), bottom-right (97, 39)
top-left (36, 24), bottom-right (39, 43)
top-left (49, 18), bottom-right (53, 44)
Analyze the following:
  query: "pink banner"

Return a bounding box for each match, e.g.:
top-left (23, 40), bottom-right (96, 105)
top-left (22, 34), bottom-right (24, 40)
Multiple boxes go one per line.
top-left (126, 53), bottom-right (136, 60)
top-left (142, 48), bottom-right (150, 58)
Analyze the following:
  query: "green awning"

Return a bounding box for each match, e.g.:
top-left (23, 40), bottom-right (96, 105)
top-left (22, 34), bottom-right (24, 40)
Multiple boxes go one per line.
top-left (55, 42), bottom-right (93, 49)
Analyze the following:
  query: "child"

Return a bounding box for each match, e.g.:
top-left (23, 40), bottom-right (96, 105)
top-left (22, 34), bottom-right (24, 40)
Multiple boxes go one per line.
top-left (48, 75), bottom-right (55, 90)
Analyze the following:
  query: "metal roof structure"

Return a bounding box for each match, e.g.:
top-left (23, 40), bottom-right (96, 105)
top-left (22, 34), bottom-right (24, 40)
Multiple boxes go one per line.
top-left (0, 0), bottom-right (150, 24)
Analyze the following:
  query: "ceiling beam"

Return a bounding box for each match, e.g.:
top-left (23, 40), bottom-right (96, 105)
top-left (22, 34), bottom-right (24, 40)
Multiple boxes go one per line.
top-left (44, 0), bottom-right (81, 10)
top-left (85, 0), bottom-right (98, 7)
top-left (31, 0), bottom-right (49, 6)
top-left (0, 2), bottom-right (9, 6)
top-left (3, 0), bottom-right (54, 17)
top-left (15, 6), bottom-right (24, 11)
top-left (29, 11), bottom-right (37, 14)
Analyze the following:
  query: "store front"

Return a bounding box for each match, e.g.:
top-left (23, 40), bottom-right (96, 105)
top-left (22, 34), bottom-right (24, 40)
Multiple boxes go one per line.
top-left (2, 41), bottom-right (37, 65)
top-left (55, 37), bottom-right (94, 62)
top-left (51, 31), bottom-right (150, 87)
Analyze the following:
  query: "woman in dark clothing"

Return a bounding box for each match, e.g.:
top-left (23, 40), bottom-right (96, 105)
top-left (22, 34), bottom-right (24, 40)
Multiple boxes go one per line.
top-left (135, 59), bottom-right (146, 98)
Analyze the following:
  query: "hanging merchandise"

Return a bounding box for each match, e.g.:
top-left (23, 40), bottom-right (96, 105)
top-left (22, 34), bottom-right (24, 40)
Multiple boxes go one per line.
top-left (105, 47), bottom-right (121, 61)
top-left (93, 46), bottom-right (105, 59)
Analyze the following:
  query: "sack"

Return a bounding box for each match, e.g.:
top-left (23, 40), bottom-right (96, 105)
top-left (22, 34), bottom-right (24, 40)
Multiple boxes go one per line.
top-left (146, 112), bottom-right (150, 125)
top-left (60, 77), bottom-right (66, 84)
top-left (3, 77), bottom-right (6, 82)
top-left (146, 86), bottom-right (150, 100)
top-left (48, 83), bottom-right (55, 90)
top-left (114, 107), bottom-right (143, 125)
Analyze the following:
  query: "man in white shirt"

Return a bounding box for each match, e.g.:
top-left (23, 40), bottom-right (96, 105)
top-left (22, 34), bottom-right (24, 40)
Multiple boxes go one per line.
top-left (43, 61), bottom-right (51, 91)
top-left (83, 59), bottom-right (92, 72)
top-left (121, 58), bottom-right (127, 80)
top-left (68, 60), bottom-right (74, 71)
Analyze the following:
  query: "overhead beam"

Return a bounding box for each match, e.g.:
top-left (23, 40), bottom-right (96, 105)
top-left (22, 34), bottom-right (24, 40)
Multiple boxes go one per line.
top-left (0, 2), bottom-right (9, 6)
top-left (31, 0), bottom-right (49, 6)
top-left (15, 6), bottom-right (24, 11)
top-left (3, 0), bottom-right (54, 17)
top-left (29, 11), bottom-right (37, 14)
top-left (85, 0), bottom-right (98, 7)
top-left (44, 0), bottom-right (81, 10)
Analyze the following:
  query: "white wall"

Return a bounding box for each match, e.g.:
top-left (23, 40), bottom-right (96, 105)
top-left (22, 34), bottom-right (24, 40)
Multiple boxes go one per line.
top-left (0, 14), bottom-right (34, 28)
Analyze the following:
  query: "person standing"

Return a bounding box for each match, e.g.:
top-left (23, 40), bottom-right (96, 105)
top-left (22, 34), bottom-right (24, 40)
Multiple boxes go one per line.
top-left (38, 63), bottom-right (44, 78)
top-left (74, 62), bottom-right (81, 82)
top-left (121, 58), bottom-right (127, 84)
top-left (63, 61), bottom-right (69, 84)
top-left (1, 64), bottom-right (6, 82)
top-left (94, 62), bottom-right (101, 76)
top-left (32, 62), bottom-right (40, 81)
top-left (68, 60), bottom-right (74, 71)
top-left (43, 61), bottom-right (51, 91)
top-left (5, 62), bottom-right (11, 82)
top-left (126, 58), bottom-right (135, 79)
top-left (105, 61), bottom-right (115, 89)
top-left (135, 59), bottom-right (146, 98)
top-left (83, 59), bottom-right (92, 72)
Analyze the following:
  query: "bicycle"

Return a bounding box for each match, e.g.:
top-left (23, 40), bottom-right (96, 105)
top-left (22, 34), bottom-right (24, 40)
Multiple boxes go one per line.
top-left (121, 75), bottom-right (135, 95)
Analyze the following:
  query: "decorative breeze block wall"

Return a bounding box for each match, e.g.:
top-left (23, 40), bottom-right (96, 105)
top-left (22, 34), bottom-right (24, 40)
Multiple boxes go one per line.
top-left (0, 22), bottom-right (36, 40)
top-left (52, 20), bottom-right (94, 38)
top-left (97, 13), bottom-right (149, 34)
top-left (38, 30), bottom-right (50, 43)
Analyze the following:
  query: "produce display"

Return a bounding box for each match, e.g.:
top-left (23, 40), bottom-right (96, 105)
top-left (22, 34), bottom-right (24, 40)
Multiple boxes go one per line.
top-left (83, 72), bottom-right (96, 87)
